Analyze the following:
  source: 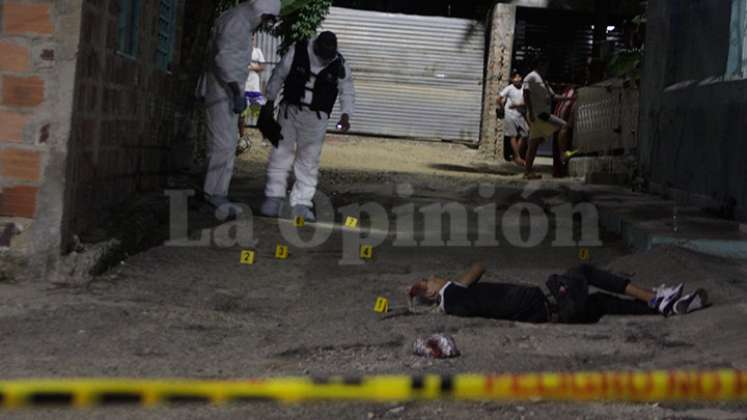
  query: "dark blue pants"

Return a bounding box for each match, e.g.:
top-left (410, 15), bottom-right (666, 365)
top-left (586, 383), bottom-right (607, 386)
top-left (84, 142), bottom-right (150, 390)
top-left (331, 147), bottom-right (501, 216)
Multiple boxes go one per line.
top-left (558, 264), bottom-right (657, 324)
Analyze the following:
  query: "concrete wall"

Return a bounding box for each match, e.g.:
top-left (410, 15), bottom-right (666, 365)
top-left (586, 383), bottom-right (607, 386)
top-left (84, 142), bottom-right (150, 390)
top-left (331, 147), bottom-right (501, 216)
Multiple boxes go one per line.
top-left (640, 0), bottom-right (747, 220)
top-left (479, 4), bottom-right (516, 160)
top-left (0, 1), bottom-right (83, 276)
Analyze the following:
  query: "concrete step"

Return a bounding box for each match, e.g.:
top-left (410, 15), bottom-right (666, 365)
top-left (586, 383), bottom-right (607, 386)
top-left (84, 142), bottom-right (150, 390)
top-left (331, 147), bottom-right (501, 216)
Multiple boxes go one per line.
top-left (586, 187), bottom-right (747, 259)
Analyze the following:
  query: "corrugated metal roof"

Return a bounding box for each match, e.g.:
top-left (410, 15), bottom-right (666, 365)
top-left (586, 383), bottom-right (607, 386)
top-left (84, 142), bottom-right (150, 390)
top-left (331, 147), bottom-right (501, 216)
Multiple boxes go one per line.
top-left (257, 7), bottom-right (486, 142)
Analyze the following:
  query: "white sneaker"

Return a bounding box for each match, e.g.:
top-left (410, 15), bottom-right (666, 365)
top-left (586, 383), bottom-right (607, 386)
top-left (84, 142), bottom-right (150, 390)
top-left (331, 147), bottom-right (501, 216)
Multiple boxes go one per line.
top-left (652, 283), bottom-right (684, 316)
top-left (673, 289), bottom-right (708, 315)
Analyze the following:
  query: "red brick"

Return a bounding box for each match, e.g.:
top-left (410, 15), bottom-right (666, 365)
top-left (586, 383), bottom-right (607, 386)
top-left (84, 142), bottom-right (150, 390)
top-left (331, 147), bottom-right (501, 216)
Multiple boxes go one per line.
top-left (2, 75), bottom-right (44, 107)
top-left (0, 185), bottom-right (38, 218)
top-left (0, 41), bottom-right (30, 72)
top-left (2, 2), bottom-right (54, 35)
top-left (0, 110), bottom-right (29, 143)
top-left (0, 147), bottom-right (42, 182)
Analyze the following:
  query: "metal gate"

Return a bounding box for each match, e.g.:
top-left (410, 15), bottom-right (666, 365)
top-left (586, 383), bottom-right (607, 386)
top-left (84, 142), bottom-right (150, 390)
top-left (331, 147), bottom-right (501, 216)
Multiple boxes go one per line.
top-left (257, 7), bottom-right (486, 142)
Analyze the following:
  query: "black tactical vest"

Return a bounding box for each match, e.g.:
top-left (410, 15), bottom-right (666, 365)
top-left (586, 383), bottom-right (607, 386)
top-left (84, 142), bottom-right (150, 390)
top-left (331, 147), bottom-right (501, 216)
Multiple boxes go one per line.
top-left (283, 40), bottom-right (345, 116)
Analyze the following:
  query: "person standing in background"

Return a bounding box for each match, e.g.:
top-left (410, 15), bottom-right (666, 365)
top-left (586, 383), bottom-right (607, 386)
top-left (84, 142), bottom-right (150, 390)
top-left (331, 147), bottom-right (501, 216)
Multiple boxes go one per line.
top-left (552, 67), bottom-right (588, 177)
top-left (522, 55), bottom-right (574, 180)
top-left (498, 73), bottom-right (530, 167)
top-left (239, 35), bottom-right (266, 138)
top-left (238, 36), bottom-right (267, 154)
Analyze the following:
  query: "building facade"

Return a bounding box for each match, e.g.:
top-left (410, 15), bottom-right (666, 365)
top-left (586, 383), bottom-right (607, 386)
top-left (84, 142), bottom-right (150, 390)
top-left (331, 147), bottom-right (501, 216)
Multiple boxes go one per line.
top-left (0, 0), bottom-right (212, 278)
top-left (639, 0), bottom-right (747, 220)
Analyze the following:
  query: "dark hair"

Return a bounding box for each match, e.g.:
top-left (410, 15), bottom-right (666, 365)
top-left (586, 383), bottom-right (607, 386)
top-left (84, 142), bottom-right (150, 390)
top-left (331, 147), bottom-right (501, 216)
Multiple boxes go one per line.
top-left (408, 280), bottom-right (437, 307)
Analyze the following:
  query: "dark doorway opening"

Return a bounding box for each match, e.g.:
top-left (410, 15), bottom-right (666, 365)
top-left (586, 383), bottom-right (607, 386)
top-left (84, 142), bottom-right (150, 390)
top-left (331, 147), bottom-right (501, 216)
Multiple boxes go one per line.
top-left (510, 7), bottom-right (629, 157)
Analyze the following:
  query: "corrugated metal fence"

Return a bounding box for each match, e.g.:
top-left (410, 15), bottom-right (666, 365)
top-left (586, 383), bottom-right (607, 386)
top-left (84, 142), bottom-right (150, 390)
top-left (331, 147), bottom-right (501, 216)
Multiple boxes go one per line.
top-left (256, 7), bottom-right (486, 142)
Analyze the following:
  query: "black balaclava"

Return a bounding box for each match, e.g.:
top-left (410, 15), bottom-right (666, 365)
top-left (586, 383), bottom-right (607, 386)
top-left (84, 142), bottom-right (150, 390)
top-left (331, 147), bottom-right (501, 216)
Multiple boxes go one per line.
top-left (314, 31), bottom-right (338, 61)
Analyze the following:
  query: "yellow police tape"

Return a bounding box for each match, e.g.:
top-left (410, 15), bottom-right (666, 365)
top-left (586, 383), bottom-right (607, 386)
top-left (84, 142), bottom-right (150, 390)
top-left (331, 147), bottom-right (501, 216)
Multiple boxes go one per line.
top-left (1, 370), bottom-right (746, 409)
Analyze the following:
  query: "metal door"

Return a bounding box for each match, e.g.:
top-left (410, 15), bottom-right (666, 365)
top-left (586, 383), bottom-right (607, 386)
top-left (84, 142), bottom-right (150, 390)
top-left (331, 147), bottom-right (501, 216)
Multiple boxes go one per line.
top-left (258, 7), bottom-right (486, 142)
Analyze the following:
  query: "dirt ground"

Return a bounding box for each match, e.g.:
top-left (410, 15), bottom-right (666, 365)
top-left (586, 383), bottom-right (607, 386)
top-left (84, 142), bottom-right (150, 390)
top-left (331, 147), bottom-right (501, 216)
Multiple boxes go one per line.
top-left (2, 135), bottom-right (747, 419)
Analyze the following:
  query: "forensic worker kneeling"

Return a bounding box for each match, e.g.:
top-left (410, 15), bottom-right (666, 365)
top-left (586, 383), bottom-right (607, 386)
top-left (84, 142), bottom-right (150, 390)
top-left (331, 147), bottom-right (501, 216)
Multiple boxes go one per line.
top-left (409, 263), bottom-right (709, 323)
top-left (195, 0), bottom-right (281, 216)
top-left (259, 31), bottom-right (355, 222)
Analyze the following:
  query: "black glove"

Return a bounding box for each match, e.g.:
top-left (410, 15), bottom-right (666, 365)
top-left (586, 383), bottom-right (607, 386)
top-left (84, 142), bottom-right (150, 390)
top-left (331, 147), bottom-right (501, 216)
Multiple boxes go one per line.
top-left (228, 82), bottom-right (247, 114)
top-left (257, 102), bottom-right (283, 148)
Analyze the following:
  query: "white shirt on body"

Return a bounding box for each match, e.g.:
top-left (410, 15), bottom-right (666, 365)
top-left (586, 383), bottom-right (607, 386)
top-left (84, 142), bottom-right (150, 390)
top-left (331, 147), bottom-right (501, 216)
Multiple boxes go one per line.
top-left (499, 84), bottom-right (525, 119)
top-left (522, 70), bottom-right (556, 116)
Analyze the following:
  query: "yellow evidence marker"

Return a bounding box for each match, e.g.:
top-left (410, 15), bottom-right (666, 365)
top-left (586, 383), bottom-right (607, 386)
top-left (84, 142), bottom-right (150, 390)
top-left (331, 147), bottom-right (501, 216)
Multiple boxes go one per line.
top-left (293, 216), bottom-right (305, 227)
top-left (374, 297), bottom-right (389, 313)
top-left (360, 245), bottom-right (374, 260)
top-left (344, 216), bottom-right (359, 229)
top-left (240, 250), bottom-right (256, 265)
top-left (579, 248), bottom-right (591, 261)
top-left (275, 245), bottom-right (289, 260)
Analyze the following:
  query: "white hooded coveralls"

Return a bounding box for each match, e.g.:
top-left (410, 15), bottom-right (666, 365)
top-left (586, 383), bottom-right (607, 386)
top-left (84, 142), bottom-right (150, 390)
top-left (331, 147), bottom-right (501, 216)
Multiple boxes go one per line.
top-left (264, 38), bottom-right (355, 208)
top-left (196, 0), bottom-right (280, 199)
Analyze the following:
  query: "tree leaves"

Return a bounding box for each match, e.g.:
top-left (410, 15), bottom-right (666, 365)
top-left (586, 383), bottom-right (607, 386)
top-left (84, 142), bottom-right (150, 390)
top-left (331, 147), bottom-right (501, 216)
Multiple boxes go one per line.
top-left (212, 0), bottom-right (332, 54)
top-left (274, 0), bottom-right (333, 53)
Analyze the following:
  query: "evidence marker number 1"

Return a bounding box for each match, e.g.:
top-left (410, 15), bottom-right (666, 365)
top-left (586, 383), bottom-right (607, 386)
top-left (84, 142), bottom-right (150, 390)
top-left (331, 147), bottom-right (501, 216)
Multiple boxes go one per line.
top-left (275, 245), bottom-right (289, 260)
top-left (374, 297), bottom-right (389, 313)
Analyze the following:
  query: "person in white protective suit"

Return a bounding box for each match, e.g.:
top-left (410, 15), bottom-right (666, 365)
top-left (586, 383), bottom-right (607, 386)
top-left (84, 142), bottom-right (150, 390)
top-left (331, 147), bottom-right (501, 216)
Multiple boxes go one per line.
top-left (260, 31), bottom-right (355, 222)
top-left (195, 0), bottom-right (281, 214)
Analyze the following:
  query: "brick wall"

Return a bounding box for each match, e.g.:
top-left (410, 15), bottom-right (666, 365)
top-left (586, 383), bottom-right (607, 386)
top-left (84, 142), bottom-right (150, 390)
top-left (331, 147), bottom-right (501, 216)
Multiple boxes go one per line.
top-left (63, 0), bottom-right (189, 243)
top-left (0, 2), bottom-right (55, 222)
top-left (1, 0), bottom-right (216, 279)
top-left (0, 0), bottom-right (87, 281)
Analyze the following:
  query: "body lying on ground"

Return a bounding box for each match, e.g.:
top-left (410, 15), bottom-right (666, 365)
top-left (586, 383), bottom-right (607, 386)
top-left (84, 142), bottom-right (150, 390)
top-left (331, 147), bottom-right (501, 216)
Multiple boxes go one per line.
top-left (408, 263), bottom-right (708, 324)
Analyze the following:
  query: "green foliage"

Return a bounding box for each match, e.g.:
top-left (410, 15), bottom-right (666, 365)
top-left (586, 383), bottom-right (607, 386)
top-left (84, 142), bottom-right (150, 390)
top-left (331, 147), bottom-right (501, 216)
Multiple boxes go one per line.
top-left (607, 49), bottom-right (642, 80)
top-left (280, 0), bottom-right (314, 17)
top-left (275, 0), bottom-right (333, 53)
top-left (212, 0), bottom-right (332, 54)
top-left (606, 12), bottom-right (646, 81)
